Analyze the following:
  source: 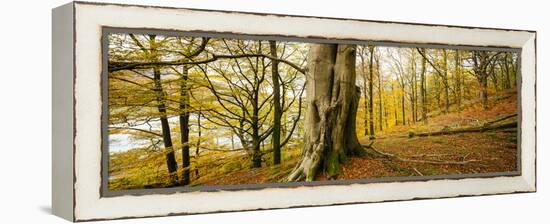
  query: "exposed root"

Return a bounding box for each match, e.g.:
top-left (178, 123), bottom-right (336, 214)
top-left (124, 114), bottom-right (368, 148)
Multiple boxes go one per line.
top-left (287, 143), bottom-right (323, 182)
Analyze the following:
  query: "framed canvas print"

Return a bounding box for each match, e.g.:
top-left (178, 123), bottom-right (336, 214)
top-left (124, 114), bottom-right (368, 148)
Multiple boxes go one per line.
top-left (52, 1), bottom-right (537, 222)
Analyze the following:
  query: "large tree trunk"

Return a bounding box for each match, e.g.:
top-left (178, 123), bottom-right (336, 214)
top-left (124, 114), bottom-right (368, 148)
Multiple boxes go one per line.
top-left (287, 44), bottom-right (368, 181)
top-left (179, 65), bottom-right (191, 185)
top-left (269, 41), bottom-right (282, 165)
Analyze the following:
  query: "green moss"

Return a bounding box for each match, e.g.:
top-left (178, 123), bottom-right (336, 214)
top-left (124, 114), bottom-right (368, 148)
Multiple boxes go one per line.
top-left (408, 130), bottom-right (416, 138)
top-left (325, 150), bottom-right (342, 179)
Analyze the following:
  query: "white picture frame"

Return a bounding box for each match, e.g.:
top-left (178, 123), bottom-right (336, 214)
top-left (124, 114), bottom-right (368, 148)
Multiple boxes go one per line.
top-left (52, 1), bottom-right (536, 221)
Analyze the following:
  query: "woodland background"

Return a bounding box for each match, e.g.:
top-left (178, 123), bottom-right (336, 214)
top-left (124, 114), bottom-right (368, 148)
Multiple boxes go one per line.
top-left (108, 33), bottom-right (519, 190)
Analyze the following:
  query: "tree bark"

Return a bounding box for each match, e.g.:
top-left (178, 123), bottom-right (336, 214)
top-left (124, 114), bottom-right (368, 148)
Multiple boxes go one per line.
top-left (454, 50), bottom-right (462, 110)
top-left (148, 35), bottom-right (179, 185)
top-left (410, 50), bottom-right (417, 123)
top-left (472, 51), bottom-right (500, 110)
top-left (420, 49), bottom-right (428, 124)
top-left (479, 74), bottom-right (489, 109)
top-left (399, 74), bottom-right (406, 126)
top-left (153, 66), bottom-right (179, 185)
top-left (288, 44), bottom-right (367, 181)
top-left (392, 83), bottom-right (398, 125)
top-left (195, 108), bottom-right (202, 178)
top-left (434, 74), bottom-right (441, 108)
top-left (376, 55), bottom-right (383, 131)
top-left (442, 50), bottom-right (450, 113)
top-left (179, 65), bottom-right (191, 185)
top-left (368, 46), bottom-right (375, 137)
top-left (359, 49), bottom-right (369, 136)
top-left (269, 41), bottom-right (282, 165)
top-left (503, 53), bottom-right (511, 89)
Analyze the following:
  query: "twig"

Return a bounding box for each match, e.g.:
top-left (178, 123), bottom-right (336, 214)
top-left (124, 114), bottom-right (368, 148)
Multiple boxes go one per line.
top-left (413, 168), bottom-right (424, 176)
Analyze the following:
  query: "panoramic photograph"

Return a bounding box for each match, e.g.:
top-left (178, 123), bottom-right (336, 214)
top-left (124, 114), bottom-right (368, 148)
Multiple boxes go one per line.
top-left (106, 33), bottom-right (519, 190)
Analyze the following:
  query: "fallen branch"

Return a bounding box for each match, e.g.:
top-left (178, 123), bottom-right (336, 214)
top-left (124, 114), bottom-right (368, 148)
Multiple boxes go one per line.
top-left (363, 144), bottom-right (480, 165)
top-left (483, 113), bottom-right (517, 126)
top-left (409, 153), bottom-right (453, 158)
top-left (413, 121), bottom-right (517, 137)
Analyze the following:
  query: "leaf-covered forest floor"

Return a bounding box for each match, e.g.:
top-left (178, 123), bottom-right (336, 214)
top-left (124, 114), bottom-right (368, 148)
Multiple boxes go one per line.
top-left (109, 89), bottom-right (518, 189)
top-left (194, 89), bottom-right (518, 186)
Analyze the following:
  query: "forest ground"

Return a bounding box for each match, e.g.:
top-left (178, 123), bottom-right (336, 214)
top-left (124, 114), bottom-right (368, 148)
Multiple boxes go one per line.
top-left (109, 89), bottom-right (518, 189)
top-left (196, 89), bottom-right (518, 186)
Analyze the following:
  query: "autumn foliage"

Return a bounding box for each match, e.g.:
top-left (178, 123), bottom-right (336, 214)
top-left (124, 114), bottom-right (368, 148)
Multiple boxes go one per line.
top-left (107, 33), bottom-right (518, 190)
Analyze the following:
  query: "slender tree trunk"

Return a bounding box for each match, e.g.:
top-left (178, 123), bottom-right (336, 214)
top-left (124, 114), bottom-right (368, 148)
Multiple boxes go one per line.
top-left (251, 105), bottom-right (262, 168)
top-left (179, 65), bottom-right (191, 185)
top-left (269, 41), bottom-right (282, 165)
top-left (454, 50), bottom-right (462, 110)
top-left (420, 49), bottom-right (428, 124)
top-left (146, 35), bottom-right (179, 185)
top-left (251, 137), bottom-right (262, 168)
top-left (410, 54), bottom-right (418, 123)
top-left (490, 64), bottom-right (499, 98)
top-left (195, 108), bottom-right (201, 178)
top-left (288, 44), bottom-right (370, 181)
top-left (153, 66), bottom-right (179, 185)
top-left (512, 54), bottom-right (518, 87)
top-left (360, 51), bottom-right (369, 136)
top-left (479, 75), bottom-right (489, 109)
top-left (472, 51), bottom-right (497, 110)
top-left (392, 83), bottom-right (398, 125)
top-left (434, 74), bottom-right (441, 108)
top-left (503, 53), bottom-right (511, 89)
top-left (363, 80), bottom-right (369, 136)
top-left (368, 46), bottom-right (375, 137)
top-left (377, 55), bottom-right (383, 131)
top-left (400, 79), bottom-right (406, 126)
top-left (442, 50), bottom-right (450, 113)
top-left (250, 58), bottom-right (263, 168)
top-left (413, 67), bottom-right (418, 122)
